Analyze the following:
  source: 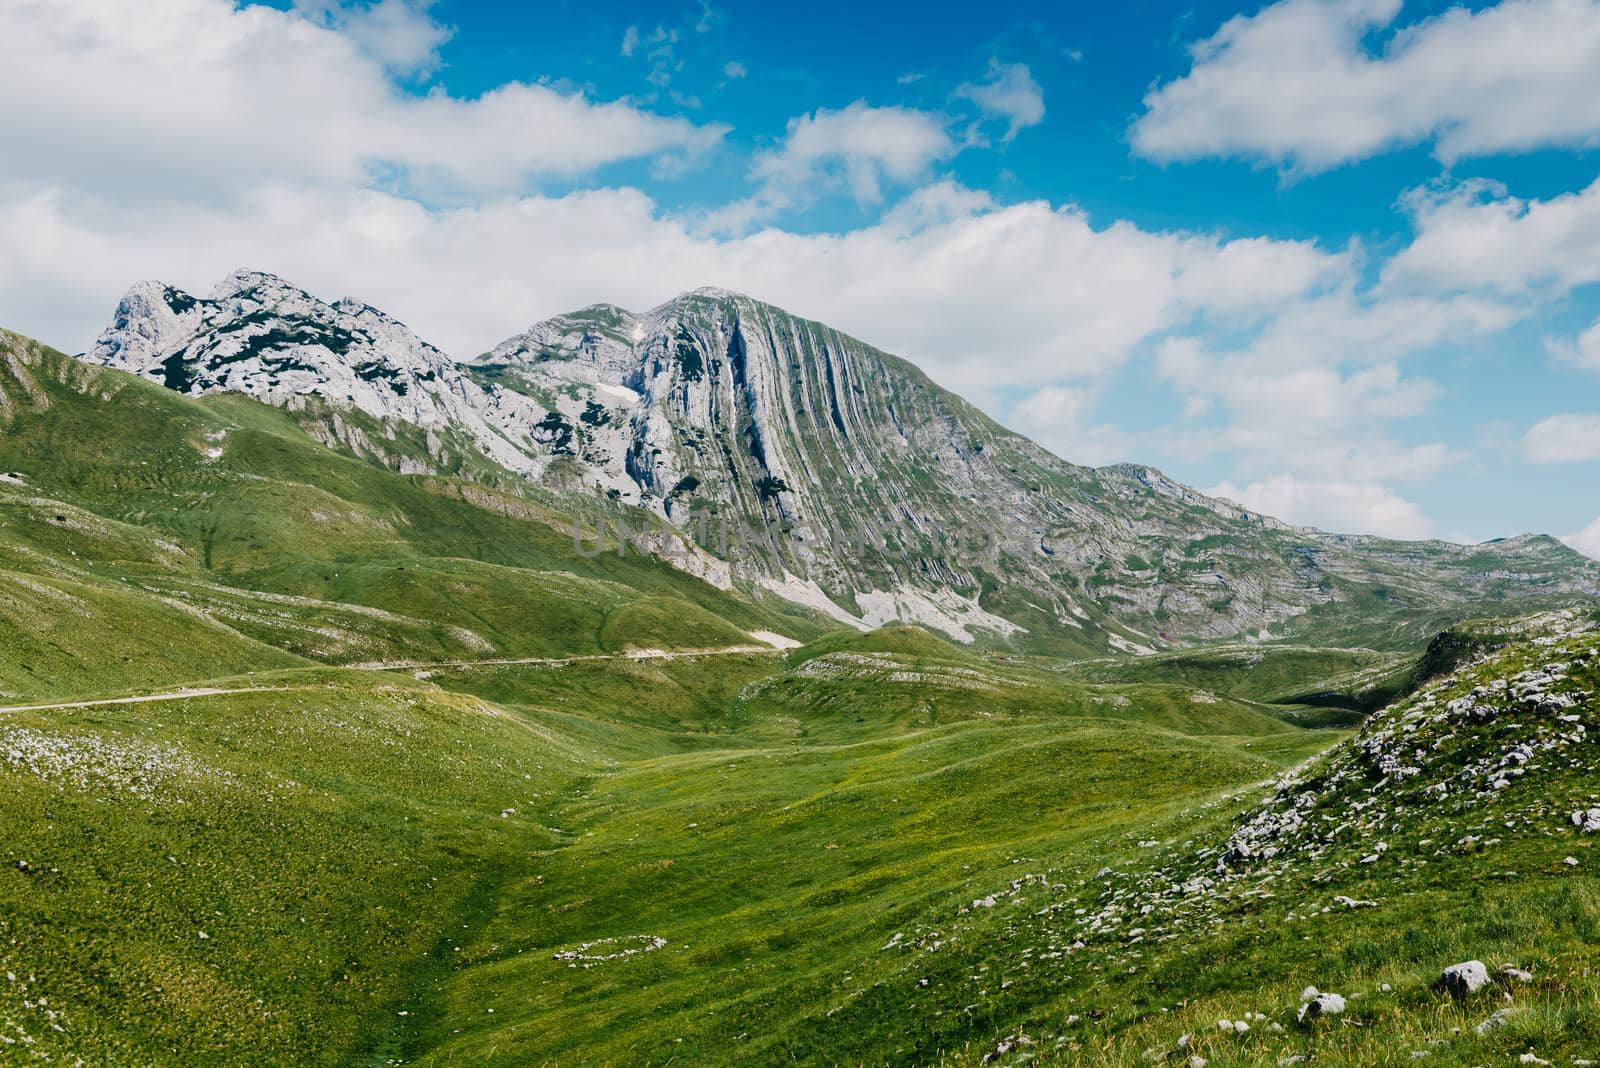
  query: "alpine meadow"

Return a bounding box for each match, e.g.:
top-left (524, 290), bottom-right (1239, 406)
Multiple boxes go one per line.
top-left (3, 1), bottom-right (1600, 1066)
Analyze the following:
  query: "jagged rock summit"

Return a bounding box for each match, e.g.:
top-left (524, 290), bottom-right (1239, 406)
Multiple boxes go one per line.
top-left (93, 270), bottom-right (457, 423)
top-left (83, 271), bottom-right (1600, 652)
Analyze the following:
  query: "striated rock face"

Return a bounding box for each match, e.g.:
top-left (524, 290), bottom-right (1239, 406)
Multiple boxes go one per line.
top-left (85, 273), bottom-right (1600, 651)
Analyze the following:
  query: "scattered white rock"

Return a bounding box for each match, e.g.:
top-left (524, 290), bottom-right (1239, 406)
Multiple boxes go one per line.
top-left (1297, 992), bottom-right (1346, 1023)
top-left (1497, 964), bottom-right (1533, 984)
top-left (981, 1033), bottom-right (1032, 1062)
top-left (551, 934), bottom-right (666, 968)
top-left (1473, 1007), bottom-right (1519, 1035)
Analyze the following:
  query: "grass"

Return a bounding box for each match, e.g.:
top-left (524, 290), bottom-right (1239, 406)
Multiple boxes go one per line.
top-left (2, 326), bottom-right (1598, 1065)
top-left (0, 672), bottom-right (585, 1063)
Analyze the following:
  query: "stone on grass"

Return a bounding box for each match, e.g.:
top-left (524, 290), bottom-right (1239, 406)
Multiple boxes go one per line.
top-left (1437, 960), bottom-right (1490, 997)
top-left (1474, 1008), bottom-right (1519, 1035)
top-left (1297, 992), bottom-right (1345, 1024)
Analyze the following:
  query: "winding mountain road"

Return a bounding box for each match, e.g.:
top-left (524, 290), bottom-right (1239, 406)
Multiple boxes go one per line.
top-left (0, 686), bottom-right (295, 715)
top-left (0, 640), bottom-right (794, 715)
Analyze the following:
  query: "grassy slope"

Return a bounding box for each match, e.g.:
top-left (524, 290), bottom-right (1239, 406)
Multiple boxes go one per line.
top-left (0, 329), bottom-right (827, 701)
top-left (5, 601), bottom-right (1597, 1065)
top-left (372, 631), bottom-right (1337, 1065)
top-left (3, 324), bottom-right (1598, 1066)
top-left (0, 671), bottom-right (584, 1063)
top-left (0, 628), bottom-right (1338, 1064)
top-left (765, 629), bottom-right (1600, 1067)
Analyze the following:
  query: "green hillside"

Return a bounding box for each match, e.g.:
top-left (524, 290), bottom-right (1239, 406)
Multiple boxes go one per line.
top-left (0, 329), bottom-right (828, 699)
top-left (1, 323), bottom-right (1597, 1066)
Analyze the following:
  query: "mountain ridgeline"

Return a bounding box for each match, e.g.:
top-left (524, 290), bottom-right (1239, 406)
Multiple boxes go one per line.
top-left (83, 270), bottom-right (1600, 653)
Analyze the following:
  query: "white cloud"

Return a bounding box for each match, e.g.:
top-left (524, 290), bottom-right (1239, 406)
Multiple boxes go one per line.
top-left (294, 0), bottom-right (453, 77)
top-left (1547, 318), bottom-right (1600, 373)
top-left (1565, 515), bottom-right (1600, 560)
top-left (723, 60), bottom-right (748, 80)
top-left (746, 102), bottom-right (956, 210)
top-left (1208, 476), bottom-right (1435, 539)
top-left (0, 180), bottom-right (1348, 402)
top-left (622, 24), bottom-right (683, 87)
top-left (1384, 176), bottom-right (1600, 298)
top-left (1153, 288), bottom-right (1502, 487)
top-left (0, 0), bottom-right (722, 200)
top-left (1133, 0), bottom-right (1600, 172)
top-left (1005, 387), bottom-right (1129, 466)
top-left (955, 60), bottom-right (1045, 142)
top-left (694, 2), bottom-right (722, 35)
top-left (1524, 413), bottom-right (1600, 462)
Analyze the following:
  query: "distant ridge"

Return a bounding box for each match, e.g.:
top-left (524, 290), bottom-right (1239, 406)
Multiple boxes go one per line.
top-left (82, 273), bottom-right (1600, 653)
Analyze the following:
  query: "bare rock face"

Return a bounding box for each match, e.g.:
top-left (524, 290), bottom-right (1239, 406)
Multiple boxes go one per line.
top-left (87, 271), bottom-right (549, 478)
top-left (93, 272), bottom-right (462, 425)
top-left (86, 273), bottom-right (1600, 650)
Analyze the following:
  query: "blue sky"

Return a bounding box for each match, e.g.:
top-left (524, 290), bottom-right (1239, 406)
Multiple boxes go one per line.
top-left (0, 0), bottom-right (1597, 551)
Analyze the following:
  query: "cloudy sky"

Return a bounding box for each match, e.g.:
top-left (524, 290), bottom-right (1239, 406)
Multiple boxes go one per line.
top-left (1, 0), bottom-right (1598, 554)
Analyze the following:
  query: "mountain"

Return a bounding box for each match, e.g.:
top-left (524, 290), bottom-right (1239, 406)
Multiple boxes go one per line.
top-left (0, 326), bottom-right (826, 700)
top-left (86, 271), bottom-right (1600, 653)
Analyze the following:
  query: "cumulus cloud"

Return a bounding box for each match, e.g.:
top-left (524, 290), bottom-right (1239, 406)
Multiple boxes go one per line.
top-left (1524, 413), bottom-right (1600, 462)
top-left (0, 0), bottom-right (723, 200)
top-left (1547, 318), bottom-right (1600, 373)
top-left (955, 60), bottom-right (1046, 141)
top-left (736, 102), bottom-right (956, 218)
top-left (1208, 476), bottom-right (1435, 539)
top-left (1566, 515), bottom-right (1600, 560)
top-left (1383, 176), bottom-right (1600, 298)
top-left (294, 0), bottom-right (453, 77)
top-left (0, 180), bottom-right (1356, 401)
top-left (1134, 0), bottom-right (1600, 172)
top-left (1152, 289), bottom-right (1502, 487)
top-left (1004, 387), bottom-right (1129, 466)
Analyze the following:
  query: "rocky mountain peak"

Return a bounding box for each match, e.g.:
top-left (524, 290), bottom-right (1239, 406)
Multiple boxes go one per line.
top-left (87, 270), bottom-right (465, 422)
top-left (81, 271), bottom-right (1600, 652)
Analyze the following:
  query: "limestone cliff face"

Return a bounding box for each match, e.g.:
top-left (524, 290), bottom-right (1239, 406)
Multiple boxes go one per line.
top-left (86, 274), bottom-right (1600, 652)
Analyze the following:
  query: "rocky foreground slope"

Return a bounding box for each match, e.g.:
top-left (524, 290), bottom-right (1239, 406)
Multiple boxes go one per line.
top-left (84, 272), bottom-right (1600, 652)
top-left (841, 610), bottom-right (1600, 1064)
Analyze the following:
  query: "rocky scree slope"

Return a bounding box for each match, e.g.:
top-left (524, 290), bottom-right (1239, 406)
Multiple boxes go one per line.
top-left (85, 273), bottom-right (1600, 653)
